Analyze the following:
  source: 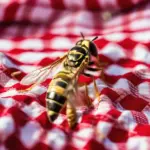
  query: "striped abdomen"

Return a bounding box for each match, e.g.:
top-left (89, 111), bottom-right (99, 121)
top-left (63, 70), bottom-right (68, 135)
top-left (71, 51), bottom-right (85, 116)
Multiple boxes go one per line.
top-left (46, 70), bottom-right (73, 122)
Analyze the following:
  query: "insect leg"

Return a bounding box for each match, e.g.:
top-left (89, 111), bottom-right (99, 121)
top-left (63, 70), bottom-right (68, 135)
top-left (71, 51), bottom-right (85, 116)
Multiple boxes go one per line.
top-left (83, 66), bottom-right (104, 77)
top-left (93, 79), bottom-right (101, 102)
top-left (88, 61), bottom-right (95, 66)
top-left (87, 63), bottom-right (106, 83)
top-left (66, 100), bottom-right (77, 129)
top-left (11, 71), bottom-right (22, 79)
top-left (99, 67), bottom-right (106, 83)
top-left (83, 72), bottom-right (93, 77)
top-left (84, 84), bottom-right (93, 107)
top-left (86, 67), bottom-right (100, 72)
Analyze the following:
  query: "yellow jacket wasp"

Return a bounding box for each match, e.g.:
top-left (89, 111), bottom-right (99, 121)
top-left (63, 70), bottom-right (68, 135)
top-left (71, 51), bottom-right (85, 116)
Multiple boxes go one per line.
top-left (19, 33), bottom-right (104, 128)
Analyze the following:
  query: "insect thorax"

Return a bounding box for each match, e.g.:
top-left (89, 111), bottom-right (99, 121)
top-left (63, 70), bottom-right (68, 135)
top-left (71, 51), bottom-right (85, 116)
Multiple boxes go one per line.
top-left (65, 46), bottom-right (89, 68)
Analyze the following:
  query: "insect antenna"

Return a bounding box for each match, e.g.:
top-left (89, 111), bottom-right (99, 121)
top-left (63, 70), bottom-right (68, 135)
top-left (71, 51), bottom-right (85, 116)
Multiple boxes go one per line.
top-left (80, 32), bottom-right (85, 39)
top-left (92, 36), bottom-right (98, 41)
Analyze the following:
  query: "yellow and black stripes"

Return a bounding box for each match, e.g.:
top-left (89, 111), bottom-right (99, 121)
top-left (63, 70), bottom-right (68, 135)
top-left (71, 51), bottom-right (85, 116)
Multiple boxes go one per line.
top-left (46, 102), bottom-right (62, 121)
top-left (47, 91), bottom-right (66, 105)
top-left (66, 102), bottom-right (77, 129)
top-left (55, 80), bottom-right (68, 88)
top-left (46, 38), bottom-right (99, 127)
top-left (46, 71), bottom-right (73, 122)
top-left (46, 92), bottom-right (66, 121)
top-left (66, 46), bottom-right (88, 68)
top-left (70, 46), bottom-right (87, 55)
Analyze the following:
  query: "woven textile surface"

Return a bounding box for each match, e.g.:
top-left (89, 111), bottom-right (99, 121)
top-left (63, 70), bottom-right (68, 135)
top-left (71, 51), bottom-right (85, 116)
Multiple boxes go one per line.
top-left (0, 0), bottom-right (150, 150)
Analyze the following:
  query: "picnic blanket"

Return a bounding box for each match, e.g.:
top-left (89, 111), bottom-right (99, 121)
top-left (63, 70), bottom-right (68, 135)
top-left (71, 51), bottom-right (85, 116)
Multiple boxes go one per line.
top-left (0, 0), bottom-right (150, 150)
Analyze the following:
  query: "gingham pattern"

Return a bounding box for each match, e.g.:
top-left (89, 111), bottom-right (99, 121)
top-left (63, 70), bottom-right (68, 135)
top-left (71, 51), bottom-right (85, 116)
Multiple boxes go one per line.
top-left (0, 0), bottom-right (150, 150)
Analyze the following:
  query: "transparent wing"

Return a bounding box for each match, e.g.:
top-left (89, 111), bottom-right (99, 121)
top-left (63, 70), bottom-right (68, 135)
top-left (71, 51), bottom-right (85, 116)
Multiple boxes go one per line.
top-left (20, 65), bottom-right (53, 85)
top-left (67, 83), bottom-right (92, 108)
top-left (20, 54), bottom-right (67, 86)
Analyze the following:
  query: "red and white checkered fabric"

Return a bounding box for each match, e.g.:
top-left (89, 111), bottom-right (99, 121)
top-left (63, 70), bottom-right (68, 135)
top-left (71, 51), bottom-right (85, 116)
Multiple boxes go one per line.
top-left (0, 0), bottom-right (150, 150)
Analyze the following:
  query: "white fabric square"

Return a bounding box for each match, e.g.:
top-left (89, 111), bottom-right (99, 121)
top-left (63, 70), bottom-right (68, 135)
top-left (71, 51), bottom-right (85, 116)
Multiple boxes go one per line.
top-left (0, 115), bottom-right (15, 141)
top-left (20, 121), bottom-right (43, 148)
top-left (100, 43), bottom-right (126, 61)
top-left (30, 6), bottom-right (53, 22)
